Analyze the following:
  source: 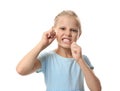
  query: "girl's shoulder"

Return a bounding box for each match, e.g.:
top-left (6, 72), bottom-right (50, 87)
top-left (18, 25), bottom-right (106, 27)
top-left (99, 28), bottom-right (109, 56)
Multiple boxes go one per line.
top-left (82, 54), bottom-right (94, 69)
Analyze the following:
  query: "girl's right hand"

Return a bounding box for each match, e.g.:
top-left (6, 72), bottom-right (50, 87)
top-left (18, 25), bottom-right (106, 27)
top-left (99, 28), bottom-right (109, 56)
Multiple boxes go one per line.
top-left (40, 28), bottom-right (56, 49)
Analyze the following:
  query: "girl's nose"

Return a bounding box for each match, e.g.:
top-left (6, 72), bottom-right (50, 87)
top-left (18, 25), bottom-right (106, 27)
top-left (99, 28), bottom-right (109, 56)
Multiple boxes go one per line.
top-left (65, 30), bottom-right (71, 37)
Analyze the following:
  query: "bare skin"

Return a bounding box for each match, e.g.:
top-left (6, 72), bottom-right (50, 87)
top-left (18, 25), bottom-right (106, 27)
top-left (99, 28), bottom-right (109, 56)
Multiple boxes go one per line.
top-left (16, 29), bottom-right (56, 75)
top-left (16, 15), bottom-right (101, 91)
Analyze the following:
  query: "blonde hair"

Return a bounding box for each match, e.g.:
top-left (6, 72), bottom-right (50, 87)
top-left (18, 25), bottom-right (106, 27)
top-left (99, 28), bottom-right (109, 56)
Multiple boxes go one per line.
top-left (54, 10), bottom-right (82, 36)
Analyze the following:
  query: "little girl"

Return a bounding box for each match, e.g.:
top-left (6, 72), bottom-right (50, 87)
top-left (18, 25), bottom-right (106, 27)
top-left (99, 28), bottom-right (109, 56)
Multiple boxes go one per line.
top-left (16, 10), bottom-right (101, 91)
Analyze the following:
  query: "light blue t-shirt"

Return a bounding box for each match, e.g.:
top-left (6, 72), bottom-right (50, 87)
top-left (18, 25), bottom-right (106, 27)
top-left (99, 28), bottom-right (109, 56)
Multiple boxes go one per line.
top-left (36, 51), bottom-right (94, 91)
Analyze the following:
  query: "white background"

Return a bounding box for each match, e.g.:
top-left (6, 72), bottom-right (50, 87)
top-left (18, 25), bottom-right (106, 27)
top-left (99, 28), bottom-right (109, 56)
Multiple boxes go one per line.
top-left (0, 0), bottom-right (120, 91)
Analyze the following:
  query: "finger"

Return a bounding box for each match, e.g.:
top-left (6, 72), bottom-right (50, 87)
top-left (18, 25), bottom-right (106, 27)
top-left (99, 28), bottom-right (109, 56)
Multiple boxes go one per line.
top-left (72, 42), bottom-right (78, 46)
top-left (47, 28), bottom-right (54, 38)
top-left (48, 27), bottom-right (55, 33)
top-left (71, 42), bottom-right (77, 48)
top-left (48, 32), bottom-right (56, 39)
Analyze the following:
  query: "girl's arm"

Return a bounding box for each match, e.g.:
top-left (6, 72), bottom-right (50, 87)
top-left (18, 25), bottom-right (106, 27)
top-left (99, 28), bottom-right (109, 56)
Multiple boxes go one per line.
top-left (16, 42), bottom-right (44, 75)
top-left (71, 42), bottom-right (101, 91)
top-left (77, 59), bottom-right (101, 91)
top-left (16, 28), bottom-right (56, 75)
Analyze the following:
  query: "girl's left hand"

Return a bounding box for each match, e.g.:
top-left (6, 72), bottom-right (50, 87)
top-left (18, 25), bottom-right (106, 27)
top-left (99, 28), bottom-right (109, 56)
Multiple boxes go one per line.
top-left (71, 42), bottom-right (82, 61)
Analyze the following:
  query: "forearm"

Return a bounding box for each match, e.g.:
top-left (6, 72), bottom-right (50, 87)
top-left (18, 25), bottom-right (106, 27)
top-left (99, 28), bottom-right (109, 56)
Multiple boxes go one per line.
top-left (16, 41), bottom-right (44, 75)
top-left (77, 59), bottom-right (101, 91)
top-left (16, 29), bottom-right (56, 75)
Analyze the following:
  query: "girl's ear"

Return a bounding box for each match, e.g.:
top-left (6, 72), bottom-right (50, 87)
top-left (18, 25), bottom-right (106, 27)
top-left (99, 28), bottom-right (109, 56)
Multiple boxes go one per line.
top-left (77, 30), bottom-right (82, 39)
top-left (52, 26), bottom-right (56, 33)
top-left (77, 30), bottom-right (81, 39)
top-left (77, 36), bottom-right (79, 39)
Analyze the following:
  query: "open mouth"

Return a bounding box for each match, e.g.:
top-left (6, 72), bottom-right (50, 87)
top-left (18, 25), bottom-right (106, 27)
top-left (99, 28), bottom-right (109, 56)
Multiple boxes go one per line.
top-left (62, 38), bottom-right (72, 44)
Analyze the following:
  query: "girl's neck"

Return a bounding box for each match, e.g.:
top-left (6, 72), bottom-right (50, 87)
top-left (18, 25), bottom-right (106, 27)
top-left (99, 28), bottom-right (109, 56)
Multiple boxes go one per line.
top-left (55, 46), bottom-right (73, 58)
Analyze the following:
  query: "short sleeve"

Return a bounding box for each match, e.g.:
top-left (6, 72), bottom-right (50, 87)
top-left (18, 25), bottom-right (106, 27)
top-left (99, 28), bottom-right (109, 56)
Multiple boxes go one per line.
top-left (83, 55), bottom-right (94, 69)
top-left (36, 52), bottom-right (47, 73)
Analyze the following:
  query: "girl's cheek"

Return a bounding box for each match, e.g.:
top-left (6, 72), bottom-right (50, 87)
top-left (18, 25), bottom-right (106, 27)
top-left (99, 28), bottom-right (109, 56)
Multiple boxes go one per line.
top-left (56, 31), bottom-right (59, 36)
top-left (56, 31), bottom-right (61, 38)
top-left (57, 30), bottom-right (62, 35)
top-left (73, 35), bottom-right (78, 41)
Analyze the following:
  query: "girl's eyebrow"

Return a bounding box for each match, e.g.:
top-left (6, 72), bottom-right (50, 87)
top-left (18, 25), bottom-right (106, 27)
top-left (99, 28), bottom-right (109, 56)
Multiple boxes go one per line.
top-left (70, 27), bottom-right (78, 30)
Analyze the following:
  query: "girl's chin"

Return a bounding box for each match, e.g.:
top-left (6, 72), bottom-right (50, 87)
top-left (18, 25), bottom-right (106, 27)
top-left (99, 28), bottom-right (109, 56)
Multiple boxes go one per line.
top-left (58, 44), bottom-right (71, 49)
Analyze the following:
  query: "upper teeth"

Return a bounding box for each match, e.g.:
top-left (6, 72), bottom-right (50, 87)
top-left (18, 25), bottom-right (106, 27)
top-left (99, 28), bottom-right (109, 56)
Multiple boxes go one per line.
top-left (63, 39), bottom-right (70, 43)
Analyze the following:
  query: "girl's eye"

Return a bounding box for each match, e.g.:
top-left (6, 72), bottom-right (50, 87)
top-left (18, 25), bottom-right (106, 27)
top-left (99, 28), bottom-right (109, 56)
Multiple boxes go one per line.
top-left (60, 27), bottom-right (65, 30)
top-left (71, 29), bottom-right (78, 32)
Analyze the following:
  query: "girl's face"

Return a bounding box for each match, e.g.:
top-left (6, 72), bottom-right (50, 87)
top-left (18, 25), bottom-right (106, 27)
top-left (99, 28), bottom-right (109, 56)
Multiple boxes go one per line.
top-left (54, 15), bottom-right (80, 49)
